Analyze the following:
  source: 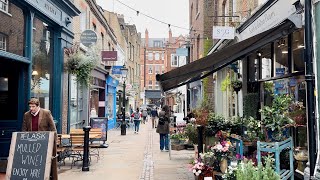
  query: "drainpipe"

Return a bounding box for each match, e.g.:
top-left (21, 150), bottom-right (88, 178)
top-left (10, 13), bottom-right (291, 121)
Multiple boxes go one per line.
top-left (314, 0), bottom-right (320, 177)
top-left (305, 0), bottom-right (317, 177)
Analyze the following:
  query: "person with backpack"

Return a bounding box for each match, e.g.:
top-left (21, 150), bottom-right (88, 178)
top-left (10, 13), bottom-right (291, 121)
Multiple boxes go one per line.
top-left (156, 105), bottom-right (170, 152)
top-left (131, 108), bottom-right (142, 134)
top-left (141, 109), bottom-right (148, 124)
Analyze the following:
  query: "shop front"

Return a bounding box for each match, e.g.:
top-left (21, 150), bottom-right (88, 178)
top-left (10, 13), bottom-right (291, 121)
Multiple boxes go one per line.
top-left (0, 0), bottom-right (79, 169)
top-left (106, 75), bottom-right (119, 129)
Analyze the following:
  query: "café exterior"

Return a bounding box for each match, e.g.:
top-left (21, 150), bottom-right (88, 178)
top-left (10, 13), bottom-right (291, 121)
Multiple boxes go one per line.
top-left (0, 0), bottom-right (79, 169)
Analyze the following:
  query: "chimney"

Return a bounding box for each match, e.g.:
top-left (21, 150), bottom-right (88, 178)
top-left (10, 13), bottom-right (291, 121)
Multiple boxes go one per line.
top-left (169, 28), bottom-right (172, 43)
top-left (145, 29), bottom-right (149, 48)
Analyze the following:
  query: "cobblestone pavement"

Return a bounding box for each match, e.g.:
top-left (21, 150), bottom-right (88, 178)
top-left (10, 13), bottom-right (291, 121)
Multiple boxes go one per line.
top-left (1, 120), bottom-right (195, 180)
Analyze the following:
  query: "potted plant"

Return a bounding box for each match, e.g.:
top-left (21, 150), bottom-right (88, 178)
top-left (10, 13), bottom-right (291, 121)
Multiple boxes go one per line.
top-left (231, 79), bottom-right (242, 92)
top-left (189, 157), bottom-right (213, 180)
top-left (211, 140), bottom-right (235, 173)
top-left (259, 94), bottom-right (294, 141)
top-left (243, 116), bottom-right (263, 145)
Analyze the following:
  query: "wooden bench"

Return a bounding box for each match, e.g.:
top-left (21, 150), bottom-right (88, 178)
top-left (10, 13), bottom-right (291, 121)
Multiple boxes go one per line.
top-left (89, 128), bottom-right (102, 161)
top-left (69, 129), bottom-right (86, 168)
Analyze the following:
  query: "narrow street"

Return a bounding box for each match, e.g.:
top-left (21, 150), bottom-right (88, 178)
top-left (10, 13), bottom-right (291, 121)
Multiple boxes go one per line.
top-left (58, 121), bottom-right (194, 180)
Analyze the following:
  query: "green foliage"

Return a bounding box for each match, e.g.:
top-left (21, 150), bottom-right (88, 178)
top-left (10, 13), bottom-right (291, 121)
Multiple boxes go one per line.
top-left (235, 158), bottom-right (280, 180)
top-left (264, 82), bottom-right (274, 93)
top-left (243, 93), bottom-right (259, 119)
top-left (185, 124), bottom-right (198, 144)
top-left (201, 76), bottom-right (210, 109)
top-left (170, 133), bottom-right (186, 140)
top-left (259, 94), bottom-right (294, 133)
top-left (204, 39), bottom-right (213, 55)
top-left (65, 45), bottom-right (99, 87)
top-left (221, 74), bottom-right (231, 92)
top-left (243, 116), bottom-right (263, 141)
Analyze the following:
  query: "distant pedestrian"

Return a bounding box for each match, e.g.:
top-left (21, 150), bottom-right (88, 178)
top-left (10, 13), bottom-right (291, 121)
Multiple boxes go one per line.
top-left (142, 109), bottom-right (148, 124)
top-left (131, 108), bottom-right (142, 134)
top-left (150, 107), bottom-right (158, 128)
top-left (156, 105), bottom-right (170, 152)
top-left (129, 104), bottom-right (133, 115)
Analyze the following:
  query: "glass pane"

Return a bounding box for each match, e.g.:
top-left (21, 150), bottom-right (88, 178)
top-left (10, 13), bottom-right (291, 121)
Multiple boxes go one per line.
top-left (248, 54), bottom-right (259, 82)
top-left (0, 3), bottom-right (25, 56)
top-left (259, 44), bottom-right (272, 79)
top-left (107, 94), bottom-right (114, 119)
top-left (292, 29), bottom-right (305, 72)
top-left (275, 36), bottom-right (289, 76)
top-left (31, 17), bottom-right (52, 110)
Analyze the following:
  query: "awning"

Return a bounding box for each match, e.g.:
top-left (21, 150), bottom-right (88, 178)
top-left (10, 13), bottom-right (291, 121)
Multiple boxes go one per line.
top-left (156, 20), bottom-right (296, 92)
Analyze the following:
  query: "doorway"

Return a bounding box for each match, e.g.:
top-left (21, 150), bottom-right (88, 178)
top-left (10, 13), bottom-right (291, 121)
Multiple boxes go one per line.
top-left (0, 59), bottom-right (26, 159)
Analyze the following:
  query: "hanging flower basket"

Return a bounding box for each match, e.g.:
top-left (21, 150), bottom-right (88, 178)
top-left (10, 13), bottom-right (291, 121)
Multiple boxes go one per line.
top-left (231, 80), bottom-right (242, 92)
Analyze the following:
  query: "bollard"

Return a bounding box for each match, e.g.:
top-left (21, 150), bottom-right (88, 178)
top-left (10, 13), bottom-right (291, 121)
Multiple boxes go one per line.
top-left (82, 126), bottom-right (91, 171)
top-left (197, 125), bottom-right (204, 158)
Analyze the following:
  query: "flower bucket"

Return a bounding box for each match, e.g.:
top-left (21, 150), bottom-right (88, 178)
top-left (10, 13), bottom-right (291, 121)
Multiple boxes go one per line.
top-left (220, 159), bottom-right (228, 173)
top-left (266, 128), bottom-right (289, 142)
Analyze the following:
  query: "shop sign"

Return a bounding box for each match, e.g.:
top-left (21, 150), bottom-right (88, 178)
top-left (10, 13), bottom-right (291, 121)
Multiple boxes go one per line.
top-left (213, 26), bottom-right (235, 39)
top-left (238, 0), bottom-right (296, 41)
top-left (80, 30), bottom-right (97, 47)
top-left (101, 51), bottom-right (117, 61)
top-left (111, 66), bottom-right (123, 75)
top-left (176, 48), bottom-right (188, 56)
top-left (25, 0), bottom-right (62, 23)
top-left (276, 68), bottom-right (285, 76)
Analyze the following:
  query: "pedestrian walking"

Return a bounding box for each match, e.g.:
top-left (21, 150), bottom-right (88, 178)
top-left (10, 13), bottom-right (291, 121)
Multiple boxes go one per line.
top-left (156, 105), bottom-right (170, 152)
top-left (142, 109), bottom-right (148, 124)
top-left (21, 98), bottom-right (58, 180)
top-left (131, 108), bottom-right (142, 134)
top-left (150, 107), bottom-right (158, 128)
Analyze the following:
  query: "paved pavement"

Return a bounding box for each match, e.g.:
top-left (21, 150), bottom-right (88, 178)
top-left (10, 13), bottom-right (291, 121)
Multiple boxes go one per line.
top-left (57, 120), bottom-right (195, 180)
top-left (0, 121), bottom-right (195, 180)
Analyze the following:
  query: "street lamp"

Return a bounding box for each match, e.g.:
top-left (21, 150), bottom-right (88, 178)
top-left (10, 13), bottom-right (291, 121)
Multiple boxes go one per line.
top-left (120, 64), bottom-right (128, 135)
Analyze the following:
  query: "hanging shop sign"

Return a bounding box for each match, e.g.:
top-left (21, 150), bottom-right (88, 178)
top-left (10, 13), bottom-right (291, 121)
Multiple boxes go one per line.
top-left (213, 26), bottom-right (235, 40)
top-left (101, 51), bottom-right (117, 61)
top-left (111, 66), bottom-right (123, 75)
top-left (80, 30), bottom-right (97, 47)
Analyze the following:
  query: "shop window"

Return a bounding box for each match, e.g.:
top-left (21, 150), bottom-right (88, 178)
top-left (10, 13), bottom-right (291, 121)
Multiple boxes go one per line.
top-left (292, 29), bottom-right (305, 72)
top-left (259, 43), bottom-right (272, 79)
top-left (0, 0), bottom-right (8, 13)
top-left (248, 54), bottom-right (259, 82)
top-left (0, 33), bottom-right (6, 51)
top-left (31, 17), bottom-right (52, 110)
top-left (275, 36), bottom-right (289, 76)
top-left (148, 52), bottom-right (153, 60)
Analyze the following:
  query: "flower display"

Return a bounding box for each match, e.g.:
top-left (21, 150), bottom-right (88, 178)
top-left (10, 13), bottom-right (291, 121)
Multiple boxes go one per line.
top-left (211, 141), bottom-right (235, 161)
top-left (189, 158), bottom-right (213, 176)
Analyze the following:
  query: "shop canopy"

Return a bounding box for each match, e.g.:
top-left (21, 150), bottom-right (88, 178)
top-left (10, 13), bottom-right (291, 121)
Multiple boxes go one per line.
top-left (156, 20), bottom-right (295, 92)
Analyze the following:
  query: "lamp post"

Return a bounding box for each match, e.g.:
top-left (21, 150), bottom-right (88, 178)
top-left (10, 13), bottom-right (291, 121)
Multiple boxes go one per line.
top-left (120, 65), bottom-right (128, 135)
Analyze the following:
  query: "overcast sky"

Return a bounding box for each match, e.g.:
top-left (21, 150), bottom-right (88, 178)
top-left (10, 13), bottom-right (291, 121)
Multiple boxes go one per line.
top-left (96, 0), bottom-right (189, 38)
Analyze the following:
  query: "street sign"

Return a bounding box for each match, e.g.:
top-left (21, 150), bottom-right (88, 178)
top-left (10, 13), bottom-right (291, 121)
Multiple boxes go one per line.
top-left (213, 26), bottom-right (235, 39)
top-left (112, 66), bottom-right (123, 75)
top-left (80, 30), bottom-right (97, 47)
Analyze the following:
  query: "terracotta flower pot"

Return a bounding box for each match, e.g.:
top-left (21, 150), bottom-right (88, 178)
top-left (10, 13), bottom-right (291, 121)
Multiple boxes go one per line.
top-left (220, 158), bottom-right (228, 173)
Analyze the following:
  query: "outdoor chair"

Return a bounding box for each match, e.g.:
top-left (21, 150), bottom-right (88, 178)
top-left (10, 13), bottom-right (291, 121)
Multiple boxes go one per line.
top-left (89, 128), bottom-right (103, 161)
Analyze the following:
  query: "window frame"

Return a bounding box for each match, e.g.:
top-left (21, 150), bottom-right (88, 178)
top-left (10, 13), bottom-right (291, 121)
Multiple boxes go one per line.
top-left (171, 54), bottom-right (178, 67)
top-left (0, 33), bottom-right (7, 51)
top-left (0, 0), bottom-right (9, 14)
top-left (148, 65), bottom-right (153, 74)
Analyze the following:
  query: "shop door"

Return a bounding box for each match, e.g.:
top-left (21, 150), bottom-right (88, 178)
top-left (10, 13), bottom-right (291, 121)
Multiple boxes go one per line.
top-left (0, 59), bottom-right (25, 158)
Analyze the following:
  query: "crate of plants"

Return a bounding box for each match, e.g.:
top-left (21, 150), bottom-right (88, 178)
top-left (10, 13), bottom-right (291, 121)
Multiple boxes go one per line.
top-left (171, 144), bottom-right (185, 151)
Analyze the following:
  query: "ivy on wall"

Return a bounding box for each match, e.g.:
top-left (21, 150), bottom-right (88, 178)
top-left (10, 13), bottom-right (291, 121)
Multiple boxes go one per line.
top-left (201, 39), bottom-right (214, 110)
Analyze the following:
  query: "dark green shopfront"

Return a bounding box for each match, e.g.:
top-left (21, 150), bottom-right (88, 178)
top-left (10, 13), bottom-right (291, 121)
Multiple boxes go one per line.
top-left (0, 0), bottom-right (79, 170)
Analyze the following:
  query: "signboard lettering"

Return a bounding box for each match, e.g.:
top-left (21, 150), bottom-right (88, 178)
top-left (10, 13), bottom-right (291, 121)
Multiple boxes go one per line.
top-left (111, 66), bottom-right (123, 75)
top-left (80, 30), bottom-right (98, 47)
top-left (6, 132), bottom-right (54, 180)
top-left (101, 51), bottom-right (117, 61)
top-left (25, 0), bottom-right (62, 21)
top-left (213, 26), bottom-right (235, 40)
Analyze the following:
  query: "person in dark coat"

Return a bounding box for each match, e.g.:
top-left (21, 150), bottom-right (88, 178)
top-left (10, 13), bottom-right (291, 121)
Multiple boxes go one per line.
top-left (156, 105), bottom-right (170, 151)
top-left (150, 107), bottom-right (158, 128)
top-left (22, 98), bottom-right (58, 180)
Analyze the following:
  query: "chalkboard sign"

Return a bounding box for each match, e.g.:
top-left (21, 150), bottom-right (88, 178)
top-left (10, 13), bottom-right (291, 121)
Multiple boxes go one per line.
top-left (90, 117), bottom-right (108, 141)
top-left (6, 132), bottom-right (55, 180)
